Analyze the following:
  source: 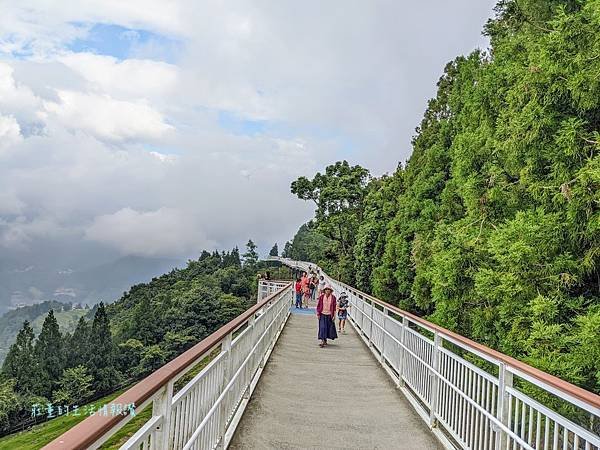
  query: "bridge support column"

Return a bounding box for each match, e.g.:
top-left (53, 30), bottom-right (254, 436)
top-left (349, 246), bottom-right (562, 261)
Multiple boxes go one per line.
top-left (495, 362), bottom-right (513, 449)
top-left (152, 379), bottom-right (174, 449)
top-left (429, 332), bottom-right (441, 428)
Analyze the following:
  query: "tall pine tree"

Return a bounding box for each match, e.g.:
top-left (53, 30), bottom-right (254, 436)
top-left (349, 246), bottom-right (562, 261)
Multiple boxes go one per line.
top-left (2, 321), bottom-right (39, 395)
top-left (67, 316), bottom-right (89, 368)
top-left (88, 303), bottom-right (119, 393)
top-left (34, 310), bottom-right (65, 398)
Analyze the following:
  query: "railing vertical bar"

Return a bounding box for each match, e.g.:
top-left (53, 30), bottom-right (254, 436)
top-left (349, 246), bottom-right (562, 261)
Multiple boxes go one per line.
top-left (484, 378), bottom-right (490, 450)
top-left (544, 417), bottom-right (550, 450)
top-left (429, 331), bottom-right (441, 427)
top-left (475, 373), bottom-right (483, 450)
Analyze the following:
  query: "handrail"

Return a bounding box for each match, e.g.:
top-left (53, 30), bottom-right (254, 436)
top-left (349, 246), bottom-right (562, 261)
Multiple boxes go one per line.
top-left (337, 277), bottom-right (600, 412)
top-left (274, 257), bottom-right (600, 411)
top-left (276, 257), bottom-right (600, 449)
top-left (43, 282), bottom-right (292, 450)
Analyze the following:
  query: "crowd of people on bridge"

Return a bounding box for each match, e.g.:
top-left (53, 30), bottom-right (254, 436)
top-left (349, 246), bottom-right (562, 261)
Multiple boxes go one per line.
top-left (294, 268), bottom-right (350, 348)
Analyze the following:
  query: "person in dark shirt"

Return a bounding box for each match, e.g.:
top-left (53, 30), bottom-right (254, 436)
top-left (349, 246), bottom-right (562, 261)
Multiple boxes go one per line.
top-left (337, 292), bottom-right (349, 333)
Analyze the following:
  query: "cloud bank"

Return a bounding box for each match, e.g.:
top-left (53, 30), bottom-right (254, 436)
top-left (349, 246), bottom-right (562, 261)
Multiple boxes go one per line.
top-left (0, 1), bottom-right (496, 268)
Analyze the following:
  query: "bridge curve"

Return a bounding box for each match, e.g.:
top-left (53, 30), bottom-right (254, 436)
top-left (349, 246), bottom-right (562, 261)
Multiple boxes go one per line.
top-left (44, 258), bottom-right (600, 450)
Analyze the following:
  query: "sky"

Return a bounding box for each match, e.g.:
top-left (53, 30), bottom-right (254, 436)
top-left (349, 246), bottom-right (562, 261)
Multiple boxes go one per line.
top-left (0, 0), bottom-right (498, 268)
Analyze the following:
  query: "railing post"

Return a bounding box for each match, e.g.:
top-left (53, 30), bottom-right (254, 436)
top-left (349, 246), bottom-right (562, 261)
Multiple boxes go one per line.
top-left (429, 332), bottom-right (441, 428)
top-left (495, 362), bottom-right (513, 449)
top-left (368, 299), bottom-right (374, 346)
top-left (217, 332), bottom-right (233, 449)
top-left (243, 315), bottom-right (256, 401)
top-left (152, 379), bottom-right (174, 449)
top-left (380, 308), bottom-right (388, 363)
top-left (397, 316), bottom-right (407, 387)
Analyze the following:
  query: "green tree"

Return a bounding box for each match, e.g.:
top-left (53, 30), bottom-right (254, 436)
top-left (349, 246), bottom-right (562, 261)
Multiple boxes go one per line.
top-left (282, 241), bottom-right (293, 258)
top-left (67, 316), bottom-right (89, 368)
top-left (243, 239), bottom-right (259, 268)
top-left (52, 365), bottom-right (94, 405)
top-left (269, 243), bottom-right (278, 257)
top-left (2, 321), bottom-right (39, 395)
top-left (88, 303), bottom-right (119, 393)
top-left (0, 379), bottom-right (20, 428)
top-left (291, 160), bottom-right (370, 282)
top-left (136, 345), bottom-right (167, 376)
top-left (34, 310), bottom-right (65, 398)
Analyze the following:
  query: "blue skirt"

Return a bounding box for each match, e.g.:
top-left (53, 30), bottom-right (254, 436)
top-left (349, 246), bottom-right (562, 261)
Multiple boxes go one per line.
top-left (318, 314), bottom-right (338, 340)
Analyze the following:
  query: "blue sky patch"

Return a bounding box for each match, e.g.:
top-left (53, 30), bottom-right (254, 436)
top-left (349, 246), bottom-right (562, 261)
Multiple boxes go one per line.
top-left (68, 23), bottom-right (181, 63)
top-left (218, 111), bottom-right (268, 136)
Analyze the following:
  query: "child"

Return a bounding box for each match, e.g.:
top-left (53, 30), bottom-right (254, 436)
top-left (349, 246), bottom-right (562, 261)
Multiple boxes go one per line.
top-left (294, 278), bottom-right (302, 308)
top-left (302, 284), bottom-right (311, 308)
top-left (337, 292), bottom-right (349, 333)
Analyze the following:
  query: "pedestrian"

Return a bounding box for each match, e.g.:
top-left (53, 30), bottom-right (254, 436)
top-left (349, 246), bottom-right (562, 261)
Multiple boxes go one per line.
top-left (302, 284), bottom-right (311, 308)
top-left (310, 274), bottom-right (318, 301)
top-left (337, 292), bottom-right (349, 333)
top-left (316, 285), bottom-right (338, 347)
top-left (300, 272), bottom-right (311, 308)
top-left (317, 275), bottom-right (326, 297)
top-left (294, 277), bottom-right (302, 308)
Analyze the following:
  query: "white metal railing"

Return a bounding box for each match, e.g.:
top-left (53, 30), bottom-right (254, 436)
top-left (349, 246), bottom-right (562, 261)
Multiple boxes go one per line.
top-left (44, 281), bottom-right (292, 450)
top-left (258, 279), bottom-right (290, 302)
top-left (126, 282), bottom-right (292, 450)
top-left (273, 257), bottom-right (600, 450)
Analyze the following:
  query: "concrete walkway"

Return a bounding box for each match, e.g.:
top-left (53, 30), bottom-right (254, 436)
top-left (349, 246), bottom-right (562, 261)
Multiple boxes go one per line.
top-left (229, 310), bottom-right (443, 450)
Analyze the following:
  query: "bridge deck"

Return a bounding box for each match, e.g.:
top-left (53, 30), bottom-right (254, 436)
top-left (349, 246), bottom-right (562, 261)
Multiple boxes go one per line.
top-left (230, 308), bottom-right (442, 449)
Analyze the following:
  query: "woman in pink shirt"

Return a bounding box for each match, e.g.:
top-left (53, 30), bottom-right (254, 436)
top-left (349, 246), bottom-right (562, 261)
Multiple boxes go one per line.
top-left (316, 285), bottom-right (338, 347)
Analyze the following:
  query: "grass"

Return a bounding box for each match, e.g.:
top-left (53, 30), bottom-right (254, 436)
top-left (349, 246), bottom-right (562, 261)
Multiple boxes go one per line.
top-left (0, 389), bottom-right (127, 450)
top-left (31, 309), bottom-right (88, 336)
top-left (99, 404), bottom-right (151, 449)
top-left (0, 350), bottom-right (219, 449)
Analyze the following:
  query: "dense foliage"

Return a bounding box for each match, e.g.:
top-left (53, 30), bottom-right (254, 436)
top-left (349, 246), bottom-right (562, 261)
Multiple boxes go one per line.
top-left (291, 0), bottom-right (599, 396)
top-left (0, 243), bottom-right (268, 434)
top-left (0, 301), bottom-right (84, 365)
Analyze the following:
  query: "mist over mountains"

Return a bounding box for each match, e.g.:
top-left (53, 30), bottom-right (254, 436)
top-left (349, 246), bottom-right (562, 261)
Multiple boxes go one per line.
top-left (0, 254), bottom-right (182, 315)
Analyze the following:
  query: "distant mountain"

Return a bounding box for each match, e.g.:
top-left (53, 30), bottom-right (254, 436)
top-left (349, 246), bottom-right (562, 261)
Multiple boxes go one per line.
top-left (0, 255), bottom-right (182, 315)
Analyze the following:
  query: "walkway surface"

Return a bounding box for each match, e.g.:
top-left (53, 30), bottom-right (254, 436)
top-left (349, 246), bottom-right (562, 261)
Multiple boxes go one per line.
top-left (229, 306), bottom-right (443, 449)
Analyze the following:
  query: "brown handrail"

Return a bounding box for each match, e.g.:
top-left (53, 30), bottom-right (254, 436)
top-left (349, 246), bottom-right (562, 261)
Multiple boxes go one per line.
top-left (336, 280), bottom-right (600, 411)
top-left (43, 283), bottom-right (292, 450)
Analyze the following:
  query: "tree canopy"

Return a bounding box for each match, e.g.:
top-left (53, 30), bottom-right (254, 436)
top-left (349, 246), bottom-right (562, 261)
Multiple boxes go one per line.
top-left (289, 0), bottom-right (600, 397)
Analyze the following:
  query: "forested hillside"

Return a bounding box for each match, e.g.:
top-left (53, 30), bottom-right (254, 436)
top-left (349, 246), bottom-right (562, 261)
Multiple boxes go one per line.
top-left (0, 301), bottom-right (79, 364)
top-left (289, 0), bottom-right (600, 395)
top-left (0, 242), bottom-right (273, 435)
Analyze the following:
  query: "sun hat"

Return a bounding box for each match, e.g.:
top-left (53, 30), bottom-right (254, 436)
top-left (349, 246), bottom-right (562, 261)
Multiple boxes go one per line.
top-left (323, 285), bottom-right (333, 292)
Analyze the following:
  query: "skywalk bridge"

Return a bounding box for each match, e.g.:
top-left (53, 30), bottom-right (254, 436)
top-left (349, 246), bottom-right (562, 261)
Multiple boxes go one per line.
top-left (45, 258), bottom-right (600, 450)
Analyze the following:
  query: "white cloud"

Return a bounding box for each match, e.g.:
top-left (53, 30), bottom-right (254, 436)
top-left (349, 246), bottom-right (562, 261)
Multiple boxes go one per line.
top-left (0, 190), bottom-right (25, 215)
top-left (85, 207), bottom-right (214, 256)
top-left (0, 0), bottom-right (498, 273)
top-left (58, 53), bottom-right (178, 98)
top-left (0, 115), bottom-right (22, 151)
top-left (0, 63), bottom-right (42, 122)
top-left (43, 90), bottom-right (173, 141)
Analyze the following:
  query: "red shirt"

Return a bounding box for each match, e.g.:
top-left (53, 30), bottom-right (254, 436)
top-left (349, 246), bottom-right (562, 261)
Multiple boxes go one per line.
top-left (316, 293), bottom-right (336, 317)
top-left (295, 281), bottom-right (302, 293)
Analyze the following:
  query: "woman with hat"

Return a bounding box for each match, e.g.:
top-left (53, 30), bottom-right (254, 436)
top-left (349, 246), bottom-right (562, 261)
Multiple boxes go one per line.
top-left (316, 285), bottom-right (338, 347)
